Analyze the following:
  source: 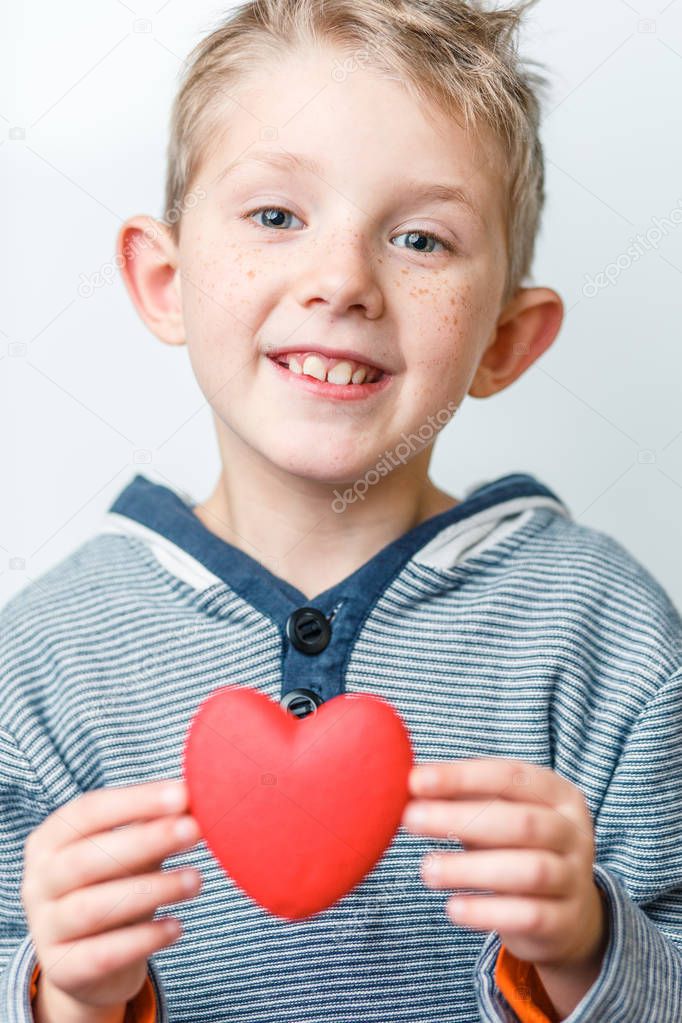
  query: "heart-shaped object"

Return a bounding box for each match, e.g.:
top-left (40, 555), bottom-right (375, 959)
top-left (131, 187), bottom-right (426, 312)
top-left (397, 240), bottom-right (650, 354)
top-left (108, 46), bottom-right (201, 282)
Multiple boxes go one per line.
top-left (183, 685), bottom-right (413, 919)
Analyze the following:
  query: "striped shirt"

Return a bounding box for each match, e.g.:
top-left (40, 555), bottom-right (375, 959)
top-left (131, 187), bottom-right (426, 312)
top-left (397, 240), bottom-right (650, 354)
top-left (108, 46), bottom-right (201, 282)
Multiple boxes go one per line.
top-left (1, 470), bottom-right (681, 1022)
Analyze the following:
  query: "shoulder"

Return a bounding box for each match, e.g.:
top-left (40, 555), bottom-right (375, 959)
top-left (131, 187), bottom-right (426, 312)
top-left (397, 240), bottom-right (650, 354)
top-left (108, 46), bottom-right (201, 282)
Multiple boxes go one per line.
top-left (0, 530), bottom-right (171, 715)
top-left (0, 528), bottom-right (154, 627)
top-left (536, 512), bottom-right (679, 630)
top-left (522, 509), bottom-right (682, 701)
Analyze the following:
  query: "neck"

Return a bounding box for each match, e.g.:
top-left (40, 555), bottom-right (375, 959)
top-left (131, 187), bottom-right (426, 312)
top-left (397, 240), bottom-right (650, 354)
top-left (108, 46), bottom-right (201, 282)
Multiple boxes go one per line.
top-left (192, 430), bottom-right (458, 601)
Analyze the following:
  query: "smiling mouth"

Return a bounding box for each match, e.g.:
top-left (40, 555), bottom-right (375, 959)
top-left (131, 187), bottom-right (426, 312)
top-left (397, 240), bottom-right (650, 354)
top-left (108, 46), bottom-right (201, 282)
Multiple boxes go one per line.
top-left (267, 351), bottom-right (386, 386)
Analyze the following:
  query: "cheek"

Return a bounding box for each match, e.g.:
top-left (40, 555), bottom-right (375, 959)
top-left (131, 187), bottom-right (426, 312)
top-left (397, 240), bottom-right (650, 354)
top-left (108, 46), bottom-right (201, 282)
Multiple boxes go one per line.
top-left (180, 233), bottom-right (265, 336)
top-left (397, 278), bottom-right (488, 415)
top-left (403, 278), bottom-right (476, 371)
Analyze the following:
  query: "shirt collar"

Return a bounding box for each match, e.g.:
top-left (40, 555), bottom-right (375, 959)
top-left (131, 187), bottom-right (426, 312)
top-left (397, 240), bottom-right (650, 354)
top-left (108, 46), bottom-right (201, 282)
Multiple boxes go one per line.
top-left (103, 472), bottom-right (569, 621)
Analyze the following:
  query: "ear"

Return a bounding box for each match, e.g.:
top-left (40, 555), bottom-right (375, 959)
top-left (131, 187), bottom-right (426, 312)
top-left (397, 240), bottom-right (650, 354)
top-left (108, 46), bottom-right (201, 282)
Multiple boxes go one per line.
top-left (116, 214), bottom-right (185, 346)
top-left (467, 287), bottom-right (564, 399)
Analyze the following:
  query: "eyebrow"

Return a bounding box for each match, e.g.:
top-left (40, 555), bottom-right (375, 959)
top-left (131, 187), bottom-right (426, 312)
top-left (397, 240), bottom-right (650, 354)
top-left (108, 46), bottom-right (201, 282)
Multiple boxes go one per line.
top-left (214, 149), bottom-right (484, 225)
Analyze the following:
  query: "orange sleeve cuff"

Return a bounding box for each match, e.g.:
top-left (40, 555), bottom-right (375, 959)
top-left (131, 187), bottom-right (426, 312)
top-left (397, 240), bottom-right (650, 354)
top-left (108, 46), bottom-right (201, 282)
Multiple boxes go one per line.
top-left (495, 944), bottom-right (560, 1023)
top-left (28, 946), bottom-right (553, 1023)
top-left (29, 963), bottom-right (157, 1022)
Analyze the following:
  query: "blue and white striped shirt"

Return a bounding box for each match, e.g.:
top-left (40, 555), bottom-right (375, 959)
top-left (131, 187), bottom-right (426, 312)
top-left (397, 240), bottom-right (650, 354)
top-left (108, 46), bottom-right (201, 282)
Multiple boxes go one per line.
top-left (1, 471), bottom-right (681, 1021)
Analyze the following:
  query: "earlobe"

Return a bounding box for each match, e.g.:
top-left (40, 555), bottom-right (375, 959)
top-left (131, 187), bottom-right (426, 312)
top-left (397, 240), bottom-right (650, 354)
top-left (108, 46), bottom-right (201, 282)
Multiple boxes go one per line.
top-left (116, 214), bottom-right (186, 346)
top-left (467, 287), bottom-right (564, 399)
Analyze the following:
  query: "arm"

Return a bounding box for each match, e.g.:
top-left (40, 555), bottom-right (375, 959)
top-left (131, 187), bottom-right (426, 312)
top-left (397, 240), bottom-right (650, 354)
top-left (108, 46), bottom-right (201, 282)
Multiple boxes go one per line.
top-left (475, 666), bottom-right (682, 1022)
top-left (30, 963), bottom-right (158, 1023)
top-left (0, 728), bottom-right (167, 1023)
top-left (0, 726), bottom-right (54, 1023)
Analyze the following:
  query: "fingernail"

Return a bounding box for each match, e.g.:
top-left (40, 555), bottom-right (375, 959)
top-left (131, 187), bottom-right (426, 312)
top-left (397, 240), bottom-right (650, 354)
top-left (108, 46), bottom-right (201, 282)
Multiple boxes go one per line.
top-left (174, 816), bottom-right (198, 840)
top-left (181, 869), bottom-right (201, 891)
top-left (161, 783), bottom-right (186, 810)
top-left (412, 767), bottom-right (438, 792)
top-left (422, 858), bottom-right (441, 880)
top-left (404, 805), bottom-right (428, 829)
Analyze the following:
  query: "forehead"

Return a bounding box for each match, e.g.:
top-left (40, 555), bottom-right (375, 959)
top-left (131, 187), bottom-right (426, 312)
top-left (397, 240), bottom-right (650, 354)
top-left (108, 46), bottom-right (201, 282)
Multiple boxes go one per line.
top-left (199, 45), bottom-right (507, 236)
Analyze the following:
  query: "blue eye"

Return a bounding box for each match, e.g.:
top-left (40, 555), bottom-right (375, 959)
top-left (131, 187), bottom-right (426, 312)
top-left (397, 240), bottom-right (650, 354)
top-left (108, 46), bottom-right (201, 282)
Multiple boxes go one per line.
top-left (244, 205), bottom-right (454, 254)
top-left (392, 230), bottom-right (453, 255)
top-left (247, 207), bottom-right (301, 230)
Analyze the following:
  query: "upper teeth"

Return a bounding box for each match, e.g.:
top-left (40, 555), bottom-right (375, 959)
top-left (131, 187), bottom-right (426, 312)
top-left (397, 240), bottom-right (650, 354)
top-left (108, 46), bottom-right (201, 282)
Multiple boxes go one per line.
top-left (277, 352), bottom-right (382, 385)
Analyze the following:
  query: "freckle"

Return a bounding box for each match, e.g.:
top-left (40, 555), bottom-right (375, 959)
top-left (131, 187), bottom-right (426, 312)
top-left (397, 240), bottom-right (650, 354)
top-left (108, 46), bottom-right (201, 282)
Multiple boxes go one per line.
top-left (246, 269), bottom-right (255, 278)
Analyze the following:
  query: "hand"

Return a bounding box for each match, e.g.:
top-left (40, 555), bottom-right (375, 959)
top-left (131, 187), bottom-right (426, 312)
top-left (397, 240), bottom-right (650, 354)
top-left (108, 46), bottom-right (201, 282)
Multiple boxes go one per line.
top-left (22, 778), bottom-right (202, 1019)
top-left (402, 757), bottom-right (608, 971)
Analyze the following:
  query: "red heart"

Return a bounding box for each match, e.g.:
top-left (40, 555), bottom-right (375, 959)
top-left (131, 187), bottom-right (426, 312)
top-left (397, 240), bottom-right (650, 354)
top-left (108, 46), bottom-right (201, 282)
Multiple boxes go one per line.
top-left (182, 685), bottom-right (414, 919)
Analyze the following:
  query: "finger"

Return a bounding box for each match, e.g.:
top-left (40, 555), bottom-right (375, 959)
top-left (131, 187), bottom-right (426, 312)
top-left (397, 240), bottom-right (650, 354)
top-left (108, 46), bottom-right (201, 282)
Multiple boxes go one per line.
top-left (45, 867), bottom-right (202, 944)
top-left (45, 814), bottom-right (201, 900)
top-left (402, 798), bottom-right (579, 852)
top-left (409, 758), bottom-right (582, 817)
top-left (444, 893), bottom-right (566, 938)
top-left (41, 917), bottom-right (183, 992)
top-left (35, 779), bottom-right (190, 854)
top-left (420, 849), bottom-right (570, 898)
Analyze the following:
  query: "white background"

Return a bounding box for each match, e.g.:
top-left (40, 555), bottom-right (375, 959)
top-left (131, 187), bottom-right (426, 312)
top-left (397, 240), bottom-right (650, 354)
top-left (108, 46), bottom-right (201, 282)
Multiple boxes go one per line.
top-left (2, 0), bottom-right (682, 611)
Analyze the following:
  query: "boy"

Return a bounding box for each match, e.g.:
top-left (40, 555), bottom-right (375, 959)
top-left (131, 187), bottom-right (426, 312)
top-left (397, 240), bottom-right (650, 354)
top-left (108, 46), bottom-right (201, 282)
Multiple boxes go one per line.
top-left (2, 0), bottom-right (681, 1020)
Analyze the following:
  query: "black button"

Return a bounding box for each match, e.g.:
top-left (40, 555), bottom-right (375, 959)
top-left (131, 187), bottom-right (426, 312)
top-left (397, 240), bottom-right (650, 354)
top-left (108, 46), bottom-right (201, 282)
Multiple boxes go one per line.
top-left (285, 606), bottom-right (331, 654)
top-left (280, 688), bottom-right (323, 719)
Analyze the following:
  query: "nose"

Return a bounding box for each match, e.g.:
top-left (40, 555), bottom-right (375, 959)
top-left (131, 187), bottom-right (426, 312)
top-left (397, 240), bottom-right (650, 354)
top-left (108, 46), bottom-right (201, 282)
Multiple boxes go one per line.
top-left (292, 222), bottom-right (385, 321)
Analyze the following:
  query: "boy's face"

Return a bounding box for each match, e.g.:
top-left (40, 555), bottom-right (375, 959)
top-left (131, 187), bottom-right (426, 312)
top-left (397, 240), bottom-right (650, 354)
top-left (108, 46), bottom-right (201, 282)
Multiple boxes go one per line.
top-left (122, 45), bottom-right (560, 487)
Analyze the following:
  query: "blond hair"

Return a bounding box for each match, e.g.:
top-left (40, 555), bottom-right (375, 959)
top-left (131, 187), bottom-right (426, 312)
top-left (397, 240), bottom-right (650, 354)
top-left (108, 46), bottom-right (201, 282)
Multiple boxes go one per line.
top-left (164, 0), bottom-right (549, 308)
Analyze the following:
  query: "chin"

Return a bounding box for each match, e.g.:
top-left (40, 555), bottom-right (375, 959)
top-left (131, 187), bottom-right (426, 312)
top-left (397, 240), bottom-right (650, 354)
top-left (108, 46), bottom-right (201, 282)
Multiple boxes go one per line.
top-left (263, 445), bottom-right (380, 489)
